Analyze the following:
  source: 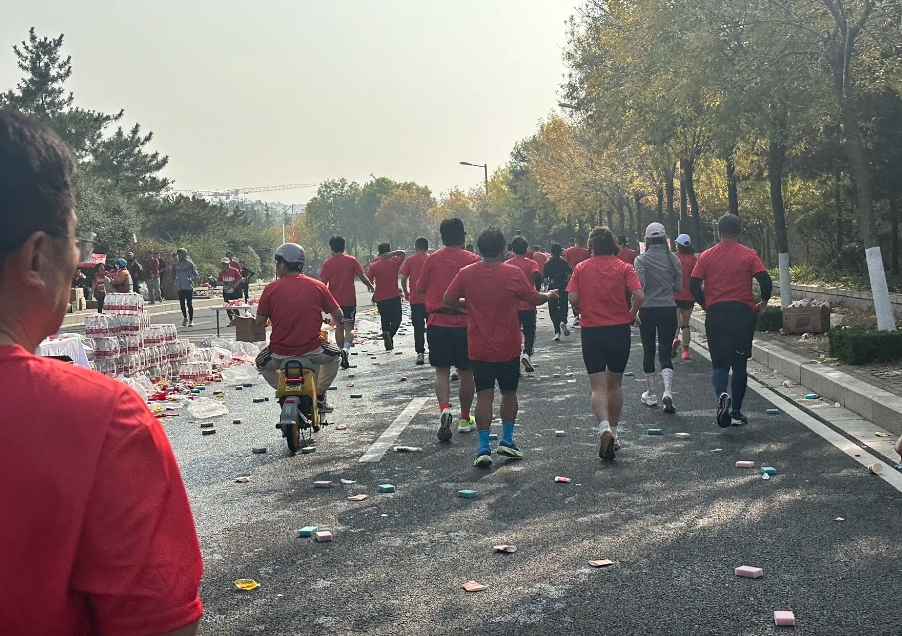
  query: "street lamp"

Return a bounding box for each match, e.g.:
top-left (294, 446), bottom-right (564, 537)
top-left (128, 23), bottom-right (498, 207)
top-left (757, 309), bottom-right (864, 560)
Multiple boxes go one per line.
top-left (460, 161), bottom-right (489, 197)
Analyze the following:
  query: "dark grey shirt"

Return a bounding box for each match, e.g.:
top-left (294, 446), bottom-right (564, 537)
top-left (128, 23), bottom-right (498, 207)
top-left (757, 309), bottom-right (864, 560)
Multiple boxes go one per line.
top-left (634, 244), bottom-right (682, 307)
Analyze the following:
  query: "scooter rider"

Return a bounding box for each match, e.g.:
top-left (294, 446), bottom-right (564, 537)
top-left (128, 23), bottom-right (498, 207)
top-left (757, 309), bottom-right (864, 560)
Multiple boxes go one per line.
top-left (254, 243), bottom-right (343, 413)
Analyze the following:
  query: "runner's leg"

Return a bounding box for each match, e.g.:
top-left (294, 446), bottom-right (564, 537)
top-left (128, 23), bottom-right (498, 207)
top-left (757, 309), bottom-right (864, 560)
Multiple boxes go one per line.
top-left (411, 303), bottom-right (427, 354)
top-left (639, 308), bottom-right (657, 401)
top-left (658, 307), bottom-right (678, 411)
top-left (519, 310), bottom-right (537, 356)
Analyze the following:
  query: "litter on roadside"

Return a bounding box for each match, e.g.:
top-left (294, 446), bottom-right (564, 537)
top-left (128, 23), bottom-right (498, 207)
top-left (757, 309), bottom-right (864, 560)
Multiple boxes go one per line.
top-left (493, 545), bottom-right (517, 553)
top-left (233, 579), bottom-right (259, 591)
top-left (462, 581), bottom-right (487, 592)
top-left (589, 560), bottom-right (614, 568)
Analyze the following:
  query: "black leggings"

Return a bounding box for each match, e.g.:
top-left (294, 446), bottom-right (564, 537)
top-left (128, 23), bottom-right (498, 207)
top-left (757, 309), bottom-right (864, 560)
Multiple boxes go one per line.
top-left (376, 296), bottom-right (403, 338)
top-left (518, 309), bottom-right (537, 355)
top-left (639, 306), bottom-right (678, 373)
top-left (547, 290), bottom-right (569, 333)
top-left (410, 303), bottom-right (427, 354)
top-left (178, 289), bottom-right (194, 321)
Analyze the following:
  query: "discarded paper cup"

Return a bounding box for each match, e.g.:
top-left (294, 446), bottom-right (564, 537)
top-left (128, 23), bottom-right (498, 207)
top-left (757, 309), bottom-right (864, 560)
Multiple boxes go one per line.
top-left (301, 446), bottom-right (316, 454)
top-left (462, 581), bottom-right (487, 592)
top-left (555, 430), bottom-right (566, 437)
top-left (675, 432), bottom-right (691, 439)
top-left (589, 559), bottom-right (614, 568)
top-left (867, 463), bottom-right (883, 474)
top-left (493, 544), bottom-right (517, 553)
top-left (554, 476), bottom-right (572, 483)
top-left (735, 460), bottom-right (755, 468)
top-left (233, 579), bottom-right (260, 591)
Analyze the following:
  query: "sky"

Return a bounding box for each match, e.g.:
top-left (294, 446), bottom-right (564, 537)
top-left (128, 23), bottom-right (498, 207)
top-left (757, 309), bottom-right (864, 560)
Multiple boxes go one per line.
top-left (1, 0), bottom-right (578, 204)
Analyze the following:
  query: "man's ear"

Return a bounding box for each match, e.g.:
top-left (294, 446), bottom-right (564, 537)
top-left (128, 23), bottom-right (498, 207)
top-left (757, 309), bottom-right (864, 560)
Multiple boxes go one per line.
top-left (8, 233), bottom-right (52, 291)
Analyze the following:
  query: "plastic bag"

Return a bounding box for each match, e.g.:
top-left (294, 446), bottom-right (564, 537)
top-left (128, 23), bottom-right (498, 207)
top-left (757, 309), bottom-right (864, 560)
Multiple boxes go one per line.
top-left (187, 398), bottom-right (230, 419)
top-left (220, 363), bottom-right (260, 384)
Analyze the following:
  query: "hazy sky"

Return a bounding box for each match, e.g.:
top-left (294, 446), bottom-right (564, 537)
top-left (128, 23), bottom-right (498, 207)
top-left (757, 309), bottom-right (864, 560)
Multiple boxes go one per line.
top-left (1, 1), bottom-right (577, 204)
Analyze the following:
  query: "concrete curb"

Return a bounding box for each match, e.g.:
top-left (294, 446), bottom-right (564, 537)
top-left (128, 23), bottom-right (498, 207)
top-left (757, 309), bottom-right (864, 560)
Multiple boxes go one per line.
top-left (690, 313), bottom-right (902, 436)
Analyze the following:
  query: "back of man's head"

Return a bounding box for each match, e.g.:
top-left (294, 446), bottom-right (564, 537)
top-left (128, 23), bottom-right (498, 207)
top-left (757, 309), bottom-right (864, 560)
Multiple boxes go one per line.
top-left (476, 227), bottom-right (506, 258)
top-left (618, 235), bottom-right (627, 246)
top-left (439, 217), bottom-right (466, 247)
top-left (511, 236), bottom-right (529, 256)
top-left (718, 213), bottom-right (742, 239)
top-left (414, 237), bottom-right (429, 252)
top-left (575, 235), bottom-right (586, 247)
top-left (377, 242), bottom-right (391, 255)
top-left (329, 235), bottom-right (346, 253)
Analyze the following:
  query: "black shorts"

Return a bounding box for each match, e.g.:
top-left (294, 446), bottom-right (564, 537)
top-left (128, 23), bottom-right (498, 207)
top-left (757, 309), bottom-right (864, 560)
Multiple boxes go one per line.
top-left (705, 302), bottom-right (757, 368)
top-left (471, 358), bottom-right (520, 393)
top-left (223, 289), bottom-right (242, 302)
top-left (580, 324), bottom-right (632, 374)
top-left (340, 305), bottom-right (357, 324)
top-left (427, 325), bottom-right (470, 370)
top-left (675, 300), bottom-right (695, 310)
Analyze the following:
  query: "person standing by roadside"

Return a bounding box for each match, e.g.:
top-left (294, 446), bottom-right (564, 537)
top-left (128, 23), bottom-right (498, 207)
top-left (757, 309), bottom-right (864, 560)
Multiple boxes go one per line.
top-left (367, 243), bottom-right (406, 351)
top-left (92, 263), bottom-right (109, 313)
top-left (110, 258), bottom-right (133, 293)
top-left (507, 236), bottom-right (542, 373)
top-left (401, 237), bottom-right (429, 365)
top-left (563, 235), bottom-right (590, 326)
top-left (567, 227), bottom-right (644, 460)
top-left (319, 235), bottom-right (374, 369)
top-left (672, 234), bottom-right (698, 360)
top-left (127, 251), bottom-right (143, 294)
top-left (691, 214), bottom-right (772, 428)
top-left (634, 222), bottom-right (683, 413)
top-left (444, 227), bottom-right (557, 467)
top-left (173, 248), bottom-right (198, 327)
top-left (0, 109), bottom-right (203, 636)
top-left (416, 218), bottom-right (480, 441)
top-left (617, 235), bottom-right (637, 265)
top-left (144, 250), bottom-right (162, 303)
top-left (543, 243), bottom-right (572, 341)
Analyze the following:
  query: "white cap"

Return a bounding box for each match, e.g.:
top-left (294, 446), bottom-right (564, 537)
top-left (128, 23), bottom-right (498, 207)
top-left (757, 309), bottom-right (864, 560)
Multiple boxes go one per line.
top-left (676, 234), bottom-right (691, 246)
top-left (221, 258), bottom-right (231, 264)
top-left (645, 222), bottom-right (666, 239)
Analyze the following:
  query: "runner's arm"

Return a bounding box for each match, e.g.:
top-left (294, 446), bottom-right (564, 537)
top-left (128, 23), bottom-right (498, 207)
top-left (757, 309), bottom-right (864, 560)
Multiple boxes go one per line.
top-left (443, 294), bottom-right (466, 310)
top-left (254, 312), bottom-right (268, 328)
top-left (754, 270), bottom-right (773, 304)
top-left (400, 274), bottom-right (411, 300)
top-left (629, 288), bottom-right (645, 319)
top-left (690, 277), bottom-right (705, 308)
top-left (356, 272), bottom-right (375, 292)
top-left (330, 308), bottom-right (344, 325)
top-left (567, 291), bottom-right (579, 313)
top-left (529, 289), bottom-right (557, 306)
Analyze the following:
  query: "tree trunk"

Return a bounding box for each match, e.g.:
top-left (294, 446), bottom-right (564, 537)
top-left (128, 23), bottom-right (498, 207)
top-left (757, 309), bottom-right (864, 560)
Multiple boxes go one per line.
top-left (679, 169), bottom-right (688, 236)
top-left (834, 173), bottom-right (842, 257)
top-left (665, 165), bottom-right (676, 237)
top-left (890, 197), bottom-right (900, 275)
top-left (634, 192), bottom-right (643, 240)
top-left (606, 208), bottom-right (614, 230)
top-left (681, 157), bottom-right (702, 247)
top-left (726, 155), bottom-right (739, 216)
top-left (616, 199), bottom-right (626, 238)
top-left (767, 138), bottom-right (791, 308)
top-left (656, 186), bottom-right (664, 220)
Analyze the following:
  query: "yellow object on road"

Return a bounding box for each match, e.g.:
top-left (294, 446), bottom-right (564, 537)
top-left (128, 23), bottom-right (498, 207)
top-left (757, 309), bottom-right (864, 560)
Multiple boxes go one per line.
top-left (233, 579), bottom-right (260, 591)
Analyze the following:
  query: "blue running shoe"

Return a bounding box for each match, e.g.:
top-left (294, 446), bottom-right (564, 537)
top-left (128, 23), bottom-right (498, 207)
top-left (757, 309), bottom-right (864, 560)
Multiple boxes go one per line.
top-left (496, 441), bottom-right (524, 459)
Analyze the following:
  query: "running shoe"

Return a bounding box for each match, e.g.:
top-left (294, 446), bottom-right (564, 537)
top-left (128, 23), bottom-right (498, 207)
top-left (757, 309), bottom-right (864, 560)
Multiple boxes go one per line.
top-left (662, 391), bottom-right (676, 413)
top-left (598, 430), bottom-right (616, 460)
top-left (681, 349), bottom-right (691, 361)
top-left (450, 368), bottom-right (459, 381)
top-left (340, 349), bottom-right (350, 370)
top-left (188, 321), bottom-right (194, 327)
top-left (383, 332), bottom-right (394, 351)
top-left (416, 352), bottom-right (425, 365)
top-left (496, 441), bottom-right (524, 459)
top-left (317, 397), bottom-right (334, 413)
top-left (716, 392), bottom-right (732, 428)
top-left (437, 408), bottom-right (454, 442)
top-left (572, 317), bottom-right (580, 328)
top-left (521, 353), bottom-right (535, 373)
top-left (553, 333), bottom-right (561, 342)
top-left (458, 416), bottom-right (476, 433)
top-left (730, 411), bottom-right (748, 426)
top-left (474, 449), bottom-right (492, 468)
top-left (613, 438), bottom-right (621, 452)
top-left (561, 322), bottom-right (571, 337)
top-left (641, 391), bottom-right (658, 407)
top-left (182, 318), bottom-right (188, 327)
top-left (671, 338), bottom-right (681, 359)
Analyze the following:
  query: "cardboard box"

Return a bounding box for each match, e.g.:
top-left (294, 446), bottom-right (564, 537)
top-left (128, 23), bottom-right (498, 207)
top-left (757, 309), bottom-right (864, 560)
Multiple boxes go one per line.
top-left (234, 316), bottom-right (266, 343)
top-left (86, 300), bottom-right (98, 310)
top-left (69, 288), bottom-right (84, 302)
top-left (77, 298), bottom-right (87, 311)
top-left (782, 305), bottom-right (831, 334)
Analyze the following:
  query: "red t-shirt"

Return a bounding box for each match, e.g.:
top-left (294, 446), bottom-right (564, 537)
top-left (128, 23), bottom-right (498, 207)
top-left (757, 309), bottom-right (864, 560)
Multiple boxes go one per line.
top-left (446, 261), bottom-right (539, 362)
top-left (566, 256), bottom-right (642, 327)
top-left (507, 256), bottom-right (541, 310)
top-left (217, 266), bottom-right (243, 292)
top-left (92, 272), bottom-right (108, 295)
top-left (618, 247), bottom-right (637, 265)
top-left (144, 257), bottom-right (160, 277)
top-left (400, 251), bottom-right (429, 305)
top-left (531, 251), bottom-right (549, 273)
top-left (0, 345), bottom-right (203, 636)
top-left (229, 258), bottom-right (242, 271)
top-left (257, 274), bottom-right (339, 355)
top-left (416, 247), bottom-right (480, 328)
top-left (319, 253), bottom-right (365, 308)
top-left (691, 242), bottom-right (766, 309)
top-left (367, 254), bottom-right (405, 302)
top-left (563, 246), bottom-right (591, 269)
top-left (674, 252), bottom-right (698, 302)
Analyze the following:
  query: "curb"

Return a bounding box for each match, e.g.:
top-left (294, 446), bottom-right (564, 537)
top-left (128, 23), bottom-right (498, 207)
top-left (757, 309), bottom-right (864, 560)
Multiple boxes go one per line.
top-left (690, 313), bottom-right (902, 436)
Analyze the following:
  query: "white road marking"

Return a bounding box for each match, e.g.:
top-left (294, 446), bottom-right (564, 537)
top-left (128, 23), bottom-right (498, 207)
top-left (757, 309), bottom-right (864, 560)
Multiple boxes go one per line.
top-left (690, 342), bottom-right (902, 494)
top-left (359, 397), bottom-right (429, 463)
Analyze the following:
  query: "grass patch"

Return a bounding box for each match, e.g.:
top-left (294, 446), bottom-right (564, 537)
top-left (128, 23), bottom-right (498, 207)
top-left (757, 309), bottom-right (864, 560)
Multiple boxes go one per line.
top-left (828, 325), bottom-right (902, 365)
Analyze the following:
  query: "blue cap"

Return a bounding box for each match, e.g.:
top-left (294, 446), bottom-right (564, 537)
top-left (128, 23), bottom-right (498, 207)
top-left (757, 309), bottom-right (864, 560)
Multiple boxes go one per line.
top-left (117, 258), bottom-right (127, 267)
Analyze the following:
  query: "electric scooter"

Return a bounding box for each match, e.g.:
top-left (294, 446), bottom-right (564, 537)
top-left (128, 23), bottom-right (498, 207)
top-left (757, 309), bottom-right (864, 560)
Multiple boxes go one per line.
top-left (275, 356), bottom-right (325, 454)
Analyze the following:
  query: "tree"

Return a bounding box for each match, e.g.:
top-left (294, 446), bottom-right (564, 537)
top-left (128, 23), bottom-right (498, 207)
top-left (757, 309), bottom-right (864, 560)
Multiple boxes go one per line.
top-left (375, 183), bottom-right (436, 248)
top-left (90, 123), bottom-right (171, 196)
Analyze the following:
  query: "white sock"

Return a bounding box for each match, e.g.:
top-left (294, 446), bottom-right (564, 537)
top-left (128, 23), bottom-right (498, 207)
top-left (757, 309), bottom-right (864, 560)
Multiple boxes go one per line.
top-left (662, 368), bottom-right (674, 393)
top-left (599, 420), bottom-right (610, 434)
top-left (610, 424), bottom-right (618, 440)
top-left (645, 373), bottom-right (655, 394)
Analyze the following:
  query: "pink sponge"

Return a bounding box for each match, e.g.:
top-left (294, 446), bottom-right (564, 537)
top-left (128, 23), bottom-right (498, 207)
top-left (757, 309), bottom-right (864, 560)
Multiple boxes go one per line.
top-left (774, 611), bottom-right (795, 626)
top-left (735, 460), bottom-right (755, 468)
top-left (734, 566), bottom-right (763, 578)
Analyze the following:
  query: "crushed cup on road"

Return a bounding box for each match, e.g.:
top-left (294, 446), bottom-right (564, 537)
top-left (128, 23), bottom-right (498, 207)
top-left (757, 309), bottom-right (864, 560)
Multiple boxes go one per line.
top-left (336, 424), bottom-right (347, 430)
top-left (804, 393), bottom-right (819, 400)
top-left (348, 494), bottom-right (368, 501)
top-left (199, 422), bottom-right (215, 429)
top-left (340, 478), bottom-right (357, 484)
top-left (393, 446), bottom-right (422, 452)
top-left (314, 530), bottom-right (333, 542)
top-left (647, 428), bottom-right (662, 436)
top-left (735, 566), bottom-right (763, 578)
top-left (782, 380), bottom-right (792, 387)
top-left (301, 446), bottom-right (316, 454)
top-left (462, 581), bottom-right (487, 592)
top-left (589, 560), bottom-right (614, 568)
top-left (234, 476), bottom-right (250, 483)
top-left (868, 463), bottom-right (883, 474)
top-left (555, 476), bottom-right (572, 483)
top-left (736, 461), bottom-right (755, 468)
top-left (774, 611), bottom-right (795, 626)
top-left (493, 545), bottom-right (517, 553)
top-left (351, 394), bottom-right (363, 399)
top-left (835, 517), bottom-right (845, 522)
top-left (297, 526), bottom-right (318, 538)
top-left (233, 418), bottom-right (243, 424)
top-left (675, 432), bottom-right (691, 439)
top-left (766, 408), bottom-right (780, 415)
top-left (233, 579), bottom-right (260, 591)
top-left (253, 397), bottom-right (266, 403)
top-left (252, 447), bottom-right (267, 454)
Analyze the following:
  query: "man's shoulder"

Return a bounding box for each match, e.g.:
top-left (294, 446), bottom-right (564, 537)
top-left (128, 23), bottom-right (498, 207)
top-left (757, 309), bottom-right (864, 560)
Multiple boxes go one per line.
top-left (19, 349), bottom-right (128, 402)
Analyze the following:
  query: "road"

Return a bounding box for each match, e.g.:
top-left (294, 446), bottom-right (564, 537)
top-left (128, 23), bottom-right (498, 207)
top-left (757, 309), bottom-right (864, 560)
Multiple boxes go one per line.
top-left (142, 291), bottom-right (902, 636)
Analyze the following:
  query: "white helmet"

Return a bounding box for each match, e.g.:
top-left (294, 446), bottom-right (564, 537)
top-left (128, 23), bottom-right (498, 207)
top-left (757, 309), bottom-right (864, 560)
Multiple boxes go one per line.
top-left (221, 257), bottom-right (231, 265)
top-left (275, 242), bottom-right (306, 265)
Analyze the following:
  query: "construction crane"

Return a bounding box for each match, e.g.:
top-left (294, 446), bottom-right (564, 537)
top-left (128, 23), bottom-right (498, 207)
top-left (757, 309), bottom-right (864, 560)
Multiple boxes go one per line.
top-left (171, 183), bottom-right (317, 198)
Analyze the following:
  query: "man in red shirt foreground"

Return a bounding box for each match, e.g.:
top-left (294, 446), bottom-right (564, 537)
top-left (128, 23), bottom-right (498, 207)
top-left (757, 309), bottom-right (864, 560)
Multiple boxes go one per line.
top-left (0, 111), bottom-right (203, 635)
top-left (417, 218), bottom-right (480, 441)
top-left (401, 236), bottom-right (429, 365)
top-left (255, 243), bottom-right (343, 413)
top-left (367, 243), bottom-right (406, 351)
top-left (319, 235), bottom-right (374, 369)
top-left (691, 214), bottom-right (772, 428)
top-left (444, 227), bottom-right (557, 468)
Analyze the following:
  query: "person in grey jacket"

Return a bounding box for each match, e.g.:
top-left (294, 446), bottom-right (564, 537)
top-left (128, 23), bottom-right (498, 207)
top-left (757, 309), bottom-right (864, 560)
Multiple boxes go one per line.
top-left (634, 222), bottom-right (683, 413)
top-left (173, 248), bottom-right (198, 327)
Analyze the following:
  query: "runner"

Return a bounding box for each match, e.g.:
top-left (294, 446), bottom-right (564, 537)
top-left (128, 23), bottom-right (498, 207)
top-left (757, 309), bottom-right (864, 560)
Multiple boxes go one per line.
top-left (690, 214), bottom-right (772, 428)
top-left (144, 250), bottom-right (163, 303)
top-left (173, 248), bottom-right (198, 327)
top-left (672, 234), bottom-right (698, 360)
top-left (531, 245), bottom-right (548, 275)
top-left (444, 227), bottom-right (558, 467)
top-left (507, 236), bottom-right (542, 373)
top-left (634, 222), bottom-right (683, 413)
top-left (566, 226), bottom-right (644, 460)
top-left (91, 263), bottom-right (109, 313)
top-left (563, 235), bottom-right (590, 326)
top-left (319, 235), bottom-right (374, 369)
top-left (401, 237), bottom-right (429, 365)
top-left (618, 235), bottom-right (637, 265)
top-left (416, 218), bottom-right (480, 440)
top-left (543, 243), bottom-right (572, 341)
top-left (367, 243), bottom-right (406, 351)
top-left (217, 257), bottom-right (244, 321)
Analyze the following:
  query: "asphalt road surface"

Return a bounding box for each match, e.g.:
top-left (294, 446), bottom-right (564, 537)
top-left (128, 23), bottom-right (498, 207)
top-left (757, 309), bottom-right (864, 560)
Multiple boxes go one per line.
top-left (64, 287), bottom-right (902, 635)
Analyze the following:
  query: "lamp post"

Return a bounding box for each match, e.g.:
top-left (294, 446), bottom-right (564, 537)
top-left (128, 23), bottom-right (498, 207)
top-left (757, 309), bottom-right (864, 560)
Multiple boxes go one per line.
top-left (459, 161), bottom-right (489, 197)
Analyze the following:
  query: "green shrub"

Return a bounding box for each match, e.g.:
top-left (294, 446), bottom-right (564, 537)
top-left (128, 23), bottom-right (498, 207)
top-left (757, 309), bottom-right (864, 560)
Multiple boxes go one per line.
top-left (756, 306), bottom-right (783, 332)
top-left (828, 325), bottom-right (902, 365)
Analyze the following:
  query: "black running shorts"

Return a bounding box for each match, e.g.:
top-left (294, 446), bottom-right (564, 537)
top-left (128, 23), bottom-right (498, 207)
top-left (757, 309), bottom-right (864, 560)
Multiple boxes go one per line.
top-left (580, 324), bottom-right (632, 374)
top-left (471, 358), bottom-right (520, 393)
top-left (340, 305), bottom-right (357, 324)
top-left (675, 300), bottom-right (695, 310)
top-left (427, 325), bottom-right (470, 371)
